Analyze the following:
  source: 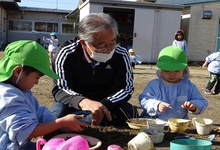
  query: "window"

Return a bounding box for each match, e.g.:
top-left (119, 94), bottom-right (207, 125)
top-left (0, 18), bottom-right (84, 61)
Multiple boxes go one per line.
top-left (47, 23), bottom-right (58, 32)
top-left (9, 20), bottom-right (32, 31)
top-left (62, 23), bottom-right (74, 33)
top-left (35, 22), bottom-right (58, 32)
top-left (35, 22), bottom-right (46, 32)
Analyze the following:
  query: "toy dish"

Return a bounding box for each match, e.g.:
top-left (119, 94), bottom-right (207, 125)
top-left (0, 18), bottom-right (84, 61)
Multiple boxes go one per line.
top-left (168, 118), bottom-right (190, 133)
top-left (126, 118), bottom-right (151, 129)
top-left (53, 133), bottom-right (102, 150)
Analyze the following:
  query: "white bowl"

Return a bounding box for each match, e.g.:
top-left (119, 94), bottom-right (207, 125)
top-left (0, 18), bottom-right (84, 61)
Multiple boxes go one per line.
top-left (140, 128), bottom-right (165, 144)
top-left (147, 119), bottom-right (165, 132)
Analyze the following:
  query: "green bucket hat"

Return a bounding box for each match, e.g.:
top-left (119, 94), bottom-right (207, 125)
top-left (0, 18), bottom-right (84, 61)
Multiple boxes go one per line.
top-left (156, 46), bottom-right (187, 71)
top-left (0, 40), bottom-right (59, 82)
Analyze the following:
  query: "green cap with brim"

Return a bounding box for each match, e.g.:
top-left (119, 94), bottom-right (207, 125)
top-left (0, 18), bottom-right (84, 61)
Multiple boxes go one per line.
top-left (156, 46), bottom-right (187, 71)
top-left (0, 40), bottom-right (59, 82)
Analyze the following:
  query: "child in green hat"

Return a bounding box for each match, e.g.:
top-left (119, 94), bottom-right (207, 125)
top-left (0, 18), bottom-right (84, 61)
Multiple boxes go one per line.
top-left (139, 46), bottom-right (208, 123)
top-left (0, 40), bottom-right (89, 150)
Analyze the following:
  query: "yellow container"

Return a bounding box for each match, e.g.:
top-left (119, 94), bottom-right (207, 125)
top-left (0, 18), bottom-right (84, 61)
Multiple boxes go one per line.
top-left (168, 118), bottom-right (190, 133)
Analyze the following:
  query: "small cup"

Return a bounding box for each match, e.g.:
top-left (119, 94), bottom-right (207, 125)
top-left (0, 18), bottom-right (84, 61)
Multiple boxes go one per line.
top-left (127, 132), bottom-right (154, 150)
top-left (192, 118), bottom-right (213, 135)
top-left (73, 110), bottom-right (93, 123)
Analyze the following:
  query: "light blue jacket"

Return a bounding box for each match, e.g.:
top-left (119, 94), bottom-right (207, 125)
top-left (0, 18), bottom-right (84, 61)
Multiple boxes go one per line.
top-left (130, 54), bottom-right (142, 65)
top-left (139, 74), bottom-right (208, 123)
top-left (172, 39), bottom-right (189, 56)
top-left (0, 83), bottom-right (56, 150)
top-left (43, 38), bottom-right (59, 52)
top-left (206, 52), bottom-right (220, 74)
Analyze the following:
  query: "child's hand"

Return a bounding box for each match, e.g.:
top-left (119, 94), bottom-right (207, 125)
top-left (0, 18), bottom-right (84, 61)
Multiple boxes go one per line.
top-left (181, 101), bottom-right (197, 112)
top-left (58, 114), bottom-right (89, 132)
top-left (158, 102), bottom-right (172, 112)
top-left (202, 63), bottom-right (207, 68)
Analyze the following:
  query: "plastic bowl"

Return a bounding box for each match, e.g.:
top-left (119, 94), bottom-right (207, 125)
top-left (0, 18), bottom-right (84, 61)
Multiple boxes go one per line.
top-left (147, 119), bottom-right (165, 132)
top-left (126, 118), bottom-right (166, 130)
top-left (52, 133), bottom-right (102, 150)
top-left (140, 129), bottom-right (165, 144)
top-left (168, 118), bottom-right (190, 133)
top-left (126, 118), bottom-right (149, 129)
top-left (170, 139), bottom-right (212, 150)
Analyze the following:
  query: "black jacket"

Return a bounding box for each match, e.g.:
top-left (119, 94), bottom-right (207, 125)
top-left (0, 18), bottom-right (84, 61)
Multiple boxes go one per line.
top-left (52, 39), bottom-right (134, 111)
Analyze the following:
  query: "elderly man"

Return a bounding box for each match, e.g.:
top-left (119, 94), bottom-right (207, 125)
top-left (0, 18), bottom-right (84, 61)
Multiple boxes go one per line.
top-left (50, 13), bottom-right (139, 126)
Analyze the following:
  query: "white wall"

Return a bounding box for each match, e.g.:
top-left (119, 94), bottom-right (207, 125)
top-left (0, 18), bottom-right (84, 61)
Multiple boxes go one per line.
top-left (79, 3), bottom-right (91, 21)
top-left (133, 8), bottom-right (154, 63)
top-left (79, 1), bottom-right (182, 63)
top-left (133, 8), bottom-right (181, 63)
top-left (79, 3), bottom-right (103, 21)
top-left (153, 9), bottom-right (181, 61)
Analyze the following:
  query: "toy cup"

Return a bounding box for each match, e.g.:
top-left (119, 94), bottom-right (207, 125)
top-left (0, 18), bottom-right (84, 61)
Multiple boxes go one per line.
top-left (128, 132), bottom-right (154, 150)
top-left (192, 118), bottom-right (213, 135)
top-left (73, 110), bottom-right (93, 123)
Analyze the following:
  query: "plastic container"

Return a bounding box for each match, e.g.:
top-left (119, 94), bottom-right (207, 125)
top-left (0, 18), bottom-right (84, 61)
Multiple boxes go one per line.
top-left (72, 110), bottom-right (92, 123)
top-left (147, 119), bottom-right (165, 132)
top-left (107, 144), bottom-right (122, 150)
top-left (140, 128), bottom-right (164, 144)
top-left (170, 139), bottom-right (212, 150)
top-left (127, 132), bottom-right (154, 150)
top-left (36, 136), bottom-right (89, 150)
top-left (168, 118), bottom-right (190, 133)
top-left (192, 118), bottom-right (213, 135)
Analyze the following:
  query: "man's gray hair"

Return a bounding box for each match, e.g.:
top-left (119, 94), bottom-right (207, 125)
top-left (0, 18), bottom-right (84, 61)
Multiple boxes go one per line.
top-left (78, 13), bottom-right (118, 42)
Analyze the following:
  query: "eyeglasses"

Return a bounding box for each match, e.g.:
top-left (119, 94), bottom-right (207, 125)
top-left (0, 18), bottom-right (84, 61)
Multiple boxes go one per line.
top-left (86, 41), bottom-right (119, 53)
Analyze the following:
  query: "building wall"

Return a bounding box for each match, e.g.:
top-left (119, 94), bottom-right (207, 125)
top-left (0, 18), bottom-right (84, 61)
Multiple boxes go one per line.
top-left (79, 3), bottom-right (104, 21)
top-left (188, 2), bottom-right (220, 61)
top-left (79, 3), bottom-right (91, 20)
top-left (6, 9), bottom-right (76, 46)
top-left (181, 7), bottom-right (190, 42)
top-left (79, 1), bottom-right (182, 63)
top-left (0, 7), bottom-right (7, 49)
top-left (133, 8), bottom-right (181, 63)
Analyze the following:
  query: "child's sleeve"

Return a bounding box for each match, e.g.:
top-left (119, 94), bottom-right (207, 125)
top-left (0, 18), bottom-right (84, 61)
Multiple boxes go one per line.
top-left (188, 83), bottom-right (208, 114)
top-left (139, 80), bottom-right (161, 116)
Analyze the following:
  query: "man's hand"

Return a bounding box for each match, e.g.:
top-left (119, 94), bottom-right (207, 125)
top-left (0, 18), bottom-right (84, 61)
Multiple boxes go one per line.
top-left (79, 98), bottom-right (112, 126)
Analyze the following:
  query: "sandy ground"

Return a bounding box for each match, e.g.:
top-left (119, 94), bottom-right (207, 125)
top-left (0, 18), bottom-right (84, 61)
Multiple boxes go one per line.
top-left (1, 51), bottom-right (220, 149)
top-left (32, 64), bottom-right (220, 149)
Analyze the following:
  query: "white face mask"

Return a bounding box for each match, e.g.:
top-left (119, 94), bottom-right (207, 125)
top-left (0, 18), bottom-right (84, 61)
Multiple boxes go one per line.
top-left (86, 43), bottom-right (115, 63)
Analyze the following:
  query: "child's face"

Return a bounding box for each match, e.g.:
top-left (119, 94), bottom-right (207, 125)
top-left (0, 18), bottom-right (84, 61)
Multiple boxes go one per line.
top-left (160, 70), bottom-right (184, 83)
top-left (177, 35), bottom-right (183, 40)
top-left (51, 35), bottom-right (55, 39)
top-left (17, 71), bottom-right (43, 92)
top-left (129, 52), bottom-right (135, 55)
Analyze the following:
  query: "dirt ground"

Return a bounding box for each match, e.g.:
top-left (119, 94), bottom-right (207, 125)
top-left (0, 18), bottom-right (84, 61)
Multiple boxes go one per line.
top-left (31, 64), bottom-right (220, 150)
top-left (0, 51), bottom-right (220, 149)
